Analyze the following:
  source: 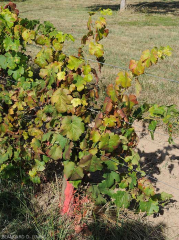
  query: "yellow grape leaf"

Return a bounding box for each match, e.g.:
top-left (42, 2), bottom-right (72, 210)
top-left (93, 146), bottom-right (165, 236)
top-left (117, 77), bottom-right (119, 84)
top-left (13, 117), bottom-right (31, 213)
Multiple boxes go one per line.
top-left (57, 71), bottom-right (66, 81)
top-left (116, 71), bottom-right (132, 88)
top-left (71, 98), bottom-right (82, 107)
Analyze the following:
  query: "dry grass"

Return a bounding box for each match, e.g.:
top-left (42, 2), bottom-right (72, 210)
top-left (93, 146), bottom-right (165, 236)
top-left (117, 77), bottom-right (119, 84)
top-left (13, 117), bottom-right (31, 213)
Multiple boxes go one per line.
top-left (0, 178), bottom-right (168, 239)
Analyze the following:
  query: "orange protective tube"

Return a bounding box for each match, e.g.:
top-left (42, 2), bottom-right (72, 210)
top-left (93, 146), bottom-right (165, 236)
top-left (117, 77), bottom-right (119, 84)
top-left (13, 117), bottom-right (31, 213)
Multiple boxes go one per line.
top-left (61, 177), bottom-right (74, 215)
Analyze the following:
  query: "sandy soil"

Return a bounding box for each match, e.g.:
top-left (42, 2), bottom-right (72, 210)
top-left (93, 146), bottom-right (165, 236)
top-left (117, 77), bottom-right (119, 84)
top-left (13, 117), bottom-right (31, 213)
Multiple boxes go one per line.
top-left (134, 121), bottom-right (179, 240)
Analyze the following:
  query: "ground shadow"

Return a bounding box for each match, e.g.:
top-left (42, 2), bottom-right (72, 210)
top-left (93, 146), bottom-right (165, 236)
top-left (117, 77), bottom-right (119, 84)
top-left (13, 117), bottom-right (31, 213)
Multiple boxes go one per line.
top-left (87, 1), bottom-right (179, 15)
top-left (87, 220), bottom-right (166, 240)
top-left (87, 4), bottom-right (120, 12)
top-left (130, 1), bottom-right (179, 15)
top-left (138, 144), bottom-right (179, 178)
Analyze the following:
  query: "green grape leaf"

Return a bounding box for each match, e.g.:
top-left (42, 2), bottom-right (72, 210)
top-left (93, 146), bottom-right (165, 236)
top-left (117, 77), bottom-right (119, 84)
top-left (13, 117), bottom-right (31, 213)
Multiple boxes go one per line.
top-left (51, 88), bottom-right (73, 113)
top-left (42, 132), bottom-right (52, 142)
top-left (84, 74), bottom-right (93, 82)
top-left (3, 37), bottom-right (20, 52)
top-left (88, 185), bottom-right (106, 205)
top-left (0, 55), bottom-right (8, 69)
top-left (104, 159), bottom-right (118, 171)
top-left (113, 191), bottom-right (131, 208)
top-left (135, 78), bottom-right (142, 97)
top-left (22, 29), bottom-right (35, 43)
top-left (33, 159), bottom-right (45, 172)
top-left (73, 75), bottom-right (86, 92)
top-left (89, 42), bottom-right (104, 58)
top-left (82, 65), bottom-right (91, 75)
top-left (116, 71), bottom-right (132, 88)
top-left (36, 35), bottom-right (51, 46)
top-left (48, 144), bottom-right (62, 160)
top-left (90, 130), bottom-right (101, 143)
top-left (0, 152), bottom-right (9, 164)
top-left (60, 116), bottom-right (85, 141)
top-left (106, 84), bottom-right (118, 102)
top-left (79, 155), bottom-right (103, 172)
top-left (99, 133), bottom-right (120, 152)
top-left (5, 52), bottom-right (17, 70)
top-left (52, 39), bottom-right (63, 51)
top-left (70, 166), bottom-right (84, 181)
top-left (103, 115), bottom-right (116, 127)
top-left (64, 161), bottom-right (75, 179)
top-left (102, 171), bottom-right (120, 188)
top-left (67, 56), bottom-right (84, 70)
top-left (1, 10), bottom-right (16, 28)
top-left (100, 9), bottom-right (113, 16)
top-left (138, 178), bottom-right (155, 196)
top-left (51, 134), bottom-right (68, 149)
top-left (35, 47), bottom-right (53, 68)
top-left (148, 120), bottom-right (157, 140)
top-left (30, 176), bottom-right (41, 184)
top-left (138, 199), bottom-right (159, 216)
top-left (129, 172), bottom-right (137, 189)
top-left (57, 71), bottom-right (66, 81)
top-left (70, 180), bottom-right (82, 188)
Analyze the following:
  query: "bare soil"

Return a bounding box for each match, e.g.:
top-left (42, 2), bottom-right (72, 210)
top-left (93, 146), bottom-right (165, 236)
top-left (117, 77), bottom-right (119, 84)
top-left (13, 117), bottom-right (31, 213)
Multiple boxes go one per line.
top-left (134, 121), bottom-right (179, 240)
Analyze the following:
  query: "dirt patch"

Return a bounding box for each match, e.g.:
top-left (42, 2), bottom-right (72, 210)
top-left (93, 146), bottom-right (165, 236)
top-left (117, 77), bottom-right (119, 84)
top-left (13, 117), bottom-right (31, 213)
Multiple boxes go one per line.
top-left (134, 121), bottom-right (179, 239)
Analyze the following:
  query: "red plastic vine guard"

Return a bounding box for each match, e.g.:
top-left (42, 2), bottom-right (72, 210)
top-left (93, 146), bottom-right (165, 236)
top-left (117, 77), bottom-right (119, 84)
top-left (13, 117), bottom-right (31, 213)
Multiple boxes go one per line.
top-left (61, 175), bottom-right (74, 216)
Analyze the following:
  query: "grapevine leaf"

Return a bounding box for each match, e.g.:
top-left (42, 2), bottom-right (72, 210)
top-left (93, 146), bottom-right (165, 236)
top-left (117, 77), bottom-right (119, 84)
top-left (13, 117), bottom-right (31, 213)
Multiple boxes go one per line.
top-left (129, 60), bottom-right (145, 76)
top-left (113, 191), bottom-right (131, 208)
top-left (90, 130), bottom-right (101, 143)
top-left (103, 115), bottom-right (116, 127)
top-left (57, 71), bottom-right (66, 81)
top-left (88, 185), bottom-right (106, 205)
top-left (52, 39), bottom-right (63, 51)
top-left (51, 134), bottom-right (68, 149)
top-left (89, 156), bottom-right (103, 172)
top-left (148, 120), bottom-right (157, 140)
top-left (71, 98), bottom-right (82, 108)
top-left (89, 42), bottom-right (104, 58)
top-left (102, 171), bottom-right (120, 188)
top-left (100, 9), bottom-right (113, 15)
top-left (36, 35), bottom-right (51, 46)
top-left (0, 152), bottom-right (9, 164)
top-left (35, 47), bottom-right (53, 68)
top-left (64, 161), bottom-right (75, 179)
top-left (129, 172), bottom-right (137, 189)
top-left (22, 30), bottom-right (35, 43)
top-left (0, 55), bottom-right (8, 69)
top-left (48, 144), bottom-right (62, 160)
top-left (82, 65), bottom-right (91, 75)
top-left (33, 159), bottom-right (45, 172)
top-left (51, 88), bottom-right (73, 113)
top-left (70, 166), bottom-right (84, 180)
top-left (154, 192), bottom-right (173, 201)
top-left (63, 142), bottom-right (74, 160)
top-left (104, 159), bottom-right (118, 171)
top-left (138, 178), bottom-right (155, 196)
top-left (67, 56), bottom-right (84, 70)
top-left (73, 75), bottom-right (86, 92)
top-left (60, 116), bottom-right (85, 141)
top-left (116, 72), bottom-right (131, 88)
top-left (106, 84), bottom-right (118, 102)
top-left (138, 199), bottom-right (159, 216)
top-left (135, 78), bottom-right (142, 97)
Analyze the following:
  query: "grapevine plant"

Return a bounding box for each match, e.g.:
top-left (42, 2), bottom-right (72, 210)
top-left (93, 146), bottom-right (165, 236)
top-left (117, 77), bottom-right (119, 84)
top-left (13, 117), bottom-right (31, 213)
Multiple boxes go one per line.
top-left (0, 3), bottom-right (178, 215)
